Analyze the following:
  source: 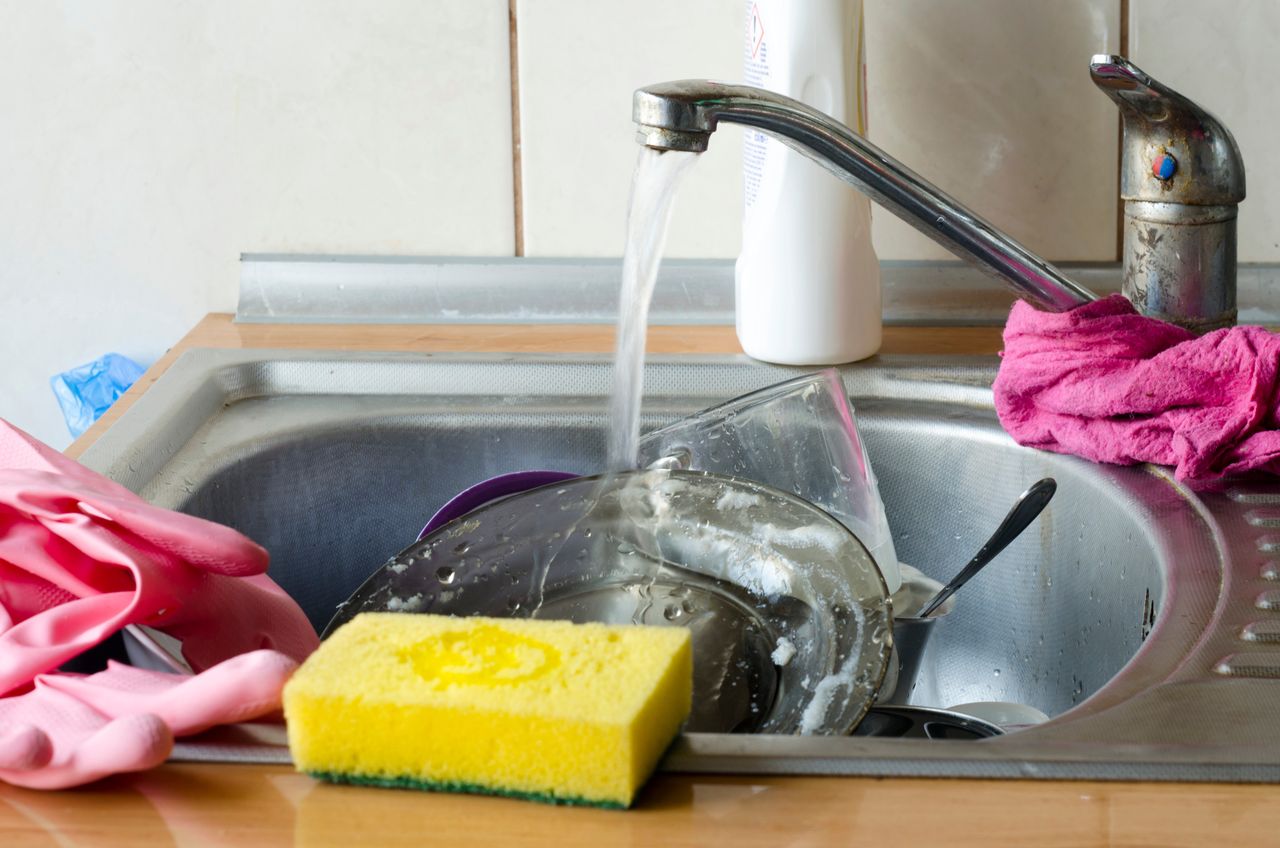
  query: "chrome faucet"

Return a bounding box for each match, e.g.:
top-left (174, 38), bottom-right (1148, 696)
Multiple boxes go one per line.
top-left (633, 79), bottom-right (1097, 314)
top-left (634, 58), bottom-right (1245, 326)
top-left (1090, 55), bottom-right (1245, 333)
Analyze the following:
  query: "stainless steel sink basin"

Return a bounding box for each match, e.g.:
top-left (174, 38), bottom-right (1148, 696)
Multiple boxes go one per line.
top-left (80, 348), bottom-right (1280, 781)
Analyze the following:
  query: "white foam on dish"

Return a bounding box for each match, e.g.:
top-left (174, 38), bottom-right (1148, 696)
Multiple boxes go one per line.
top-left (386, 593), bottom-right (425, 612)
top-left (715, 490), bottom-right (763, 510)
top-left (798, 596), bottom-right (869, 734)
top-left (771, 637), bottom-right (797, 666)
top-left (799, 650), bottom-right (865, 735)
top-left (752, 521), bottom-right (848, 555)
top-left (673, 528), bottom-right (793, 599)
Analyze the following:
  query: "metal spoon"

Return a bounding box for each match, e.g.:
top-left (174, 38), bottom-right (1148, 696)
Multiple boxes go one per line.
top-left (917, 478), bottom-right (1058, 618)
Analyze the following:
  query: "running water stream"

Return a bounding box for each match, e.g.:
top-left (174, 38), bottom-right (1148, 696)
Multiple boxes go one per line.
top-left (605, 147), bottom-right (701, 470)
top-left (527, 147), bottom-right (699, 615)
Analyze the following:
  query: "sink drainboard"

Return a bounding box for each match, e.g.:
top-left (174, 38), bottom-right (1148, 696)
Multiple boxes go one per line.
top-left (79, 349), bottom-right (1280, 782)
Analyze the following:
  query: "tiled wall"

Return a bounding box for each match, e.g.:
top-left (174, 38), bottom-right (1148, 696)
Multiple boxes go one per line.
top-left (1129, 0), bottom-right (1280, 262)
top-left (515, 0), bottom-right (1278, 263)
top-left (1, 1), bottom-right (1277, 447)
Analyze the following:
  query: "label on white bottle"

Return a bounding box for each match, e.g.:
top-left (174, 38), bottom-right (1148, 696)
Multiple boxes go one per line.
top-left (743, 1), bottom-right (769, 208)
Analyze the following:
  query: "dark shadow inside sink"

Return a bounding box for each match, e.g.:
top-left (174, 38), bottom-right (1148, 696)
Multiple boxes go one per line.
top-left (178, 418), bottom-right (605, 635)
top-left (175, 397), bottom-right (1168, 722)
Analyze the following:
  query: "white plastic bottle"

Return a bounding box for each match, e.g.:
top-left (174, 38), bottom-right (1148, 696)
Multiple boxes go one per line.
top-left (738, 0), bottom-right (880, 365)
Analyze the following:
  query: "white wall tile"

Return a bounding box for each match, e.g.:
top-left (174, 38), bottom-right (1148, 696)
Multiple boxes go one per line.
top-left (214, 1), bottom-right (514, 257)
top-left (517, 0), bottom-right (744, 259)
top-left (865, 0), bottom-right (1121, 262)
top-left (0, 1), bottom-right (513, 448)
top-left (1130, 0), bottom-right (1280, 262)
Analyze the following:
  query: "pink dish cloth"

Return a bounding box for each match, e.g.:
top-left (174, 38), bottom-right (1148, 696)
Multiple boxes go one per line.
top-left (0, 419), bottom-right (319, 696)
top-left (994, 294), bottom-right (1280, 482)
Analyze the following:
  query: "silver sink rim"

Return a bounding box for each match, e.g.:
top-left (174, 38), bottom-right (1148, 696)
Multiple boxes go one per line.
top-left (81, 347), bottom-right (1280, 781)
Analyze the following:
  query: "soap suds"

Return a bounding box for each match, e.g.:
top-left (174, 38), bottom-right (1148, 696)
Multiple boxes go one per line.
top-left (715, 490), bottom-right (763, 510)
top-left (386, 593), bottom-right (425, 612)
top-left (752, 521), bottom-right (848, 555)
top-left (800, 656), bottom-right (858, 734)
top-left (798, 600), bottom-right (869, 734)
top-left (771, 637), bottom-right (797, 666)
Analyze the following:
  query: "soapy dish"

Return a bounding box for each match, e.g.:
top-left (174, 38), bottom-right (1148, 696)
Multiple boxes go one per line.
top-left (327, 469), bottom-right (892, 736)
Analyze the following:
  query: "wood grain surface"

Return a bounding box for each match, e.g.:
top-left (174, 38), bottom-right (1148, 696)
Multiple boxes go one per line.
top-left (66, 315), bottom-right (1004, 459)
top-left (3, 764), bottom-right (1279, 848)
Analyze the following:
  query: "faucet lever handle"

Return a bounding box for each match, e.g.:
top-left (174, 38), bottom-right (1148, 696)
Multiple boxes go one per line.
top-left (1089, 54), bottom-right (1178, 122)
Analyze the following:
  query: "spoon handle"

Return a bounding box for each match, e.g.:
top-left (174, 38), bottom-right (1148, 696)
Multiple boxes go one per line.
top-left (918, 478), bottom-right (1058, 618)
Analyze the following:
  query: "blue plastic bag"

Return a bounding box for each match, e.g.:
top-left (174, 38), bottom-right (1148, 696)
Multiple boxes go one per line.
top-left (50, 353), bottom-right (146, 438)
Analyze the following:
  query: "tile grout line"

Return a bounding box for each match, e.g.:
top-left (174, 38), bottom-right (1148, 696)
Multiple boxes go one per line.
top-left (1116, 0), bottom-right (1130, 262)
top-left (509, 0), bottom-right (525, 257)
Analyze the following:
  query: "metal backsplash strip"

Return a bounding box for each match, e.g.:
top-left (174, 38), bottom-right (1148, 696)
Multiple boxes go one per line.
top-left (236, 255), bottom-right (1280, 327)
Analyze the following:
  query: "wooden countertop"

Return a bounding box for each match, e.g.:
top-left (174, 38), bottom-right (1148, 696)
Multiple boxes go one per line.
top-left (12, 315), bottom-right (1272, 847)
top-left (64, 316), bottom-right (1007, 460)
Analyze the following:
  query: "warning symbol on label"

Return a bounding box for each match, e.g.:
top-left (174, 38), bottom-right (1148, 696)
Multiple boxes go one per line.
top-left (750, 3), bottom-right (765, 59)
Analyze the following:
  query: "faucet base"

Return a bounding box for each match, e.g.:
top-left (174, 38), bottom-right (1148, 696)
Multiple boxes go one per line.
top-left (1122, 202), bottom-right (1238, 333)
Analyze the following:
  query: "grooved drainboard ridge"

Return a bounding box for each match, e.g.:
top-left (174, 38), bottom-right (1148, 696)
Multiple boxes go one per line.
top-left (1241, 620), bottom-right (1280, 642)
top-left (1229, 486), bottom-right (1280, 505)
top-left (1215, 652), bottom-right (1280, 678)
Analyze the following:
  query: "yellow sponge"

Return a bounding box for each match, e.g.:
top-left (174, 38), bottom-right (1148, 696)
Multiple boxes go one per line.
top-left (284, 612), bottom-right (692, 808)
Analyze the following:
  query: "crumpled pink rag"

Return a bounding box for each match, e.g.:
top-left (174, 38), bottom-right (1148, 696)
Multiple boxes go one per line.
top-left (994, 294), bottom-right (1280, 482)
top-left (0, 418), bottom-right (319, 695)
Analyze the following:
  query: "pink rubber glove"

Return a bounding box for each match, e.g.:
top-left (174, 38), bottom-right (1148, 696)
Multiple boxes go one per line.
top-left (0, 650), bottom-right (296, 789)
top-left (0, 420), bottom-right (318, 694)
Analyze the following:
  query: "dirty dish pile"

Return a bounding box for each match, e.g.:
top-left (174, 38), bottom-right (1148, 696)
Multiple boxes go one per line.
top-left (329, 469), bottom-right (892, 736)
top-left (337, 370), bottom-right (1054, 736)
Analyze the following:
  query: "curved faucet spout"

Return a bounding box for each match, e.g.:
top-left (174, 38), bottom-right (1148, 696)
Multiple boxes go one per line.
top-left (633, 80), bottom-right (1097, 313)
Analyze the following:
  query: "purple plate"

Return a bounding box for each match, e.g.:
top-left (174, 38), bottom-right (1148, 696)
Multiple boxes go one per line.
top-left (417, 470), bottom-right (579, 541)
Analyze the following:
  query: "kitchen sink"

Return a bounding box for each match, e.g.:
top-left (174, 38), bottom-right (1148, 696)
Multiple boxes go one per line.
top-left (79, 347), bottom-right (1280, 781)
